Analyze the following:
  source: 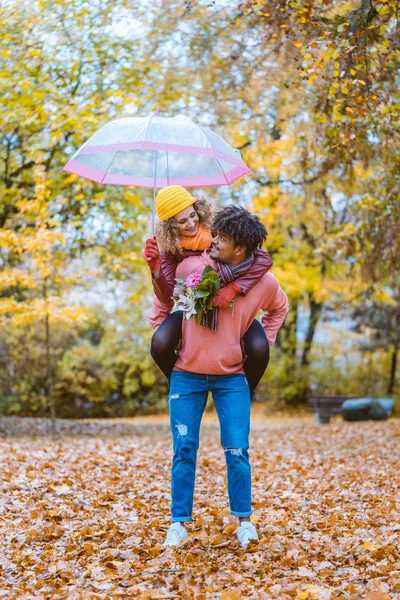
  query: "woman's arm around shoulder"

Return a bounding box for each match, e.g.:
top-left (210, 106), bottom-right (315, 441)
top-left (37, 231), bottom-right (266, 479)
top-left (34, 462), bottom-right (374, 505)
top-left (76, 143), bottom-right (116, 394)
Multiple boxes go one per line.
top-left (234, 247), bottom-right (273, 296)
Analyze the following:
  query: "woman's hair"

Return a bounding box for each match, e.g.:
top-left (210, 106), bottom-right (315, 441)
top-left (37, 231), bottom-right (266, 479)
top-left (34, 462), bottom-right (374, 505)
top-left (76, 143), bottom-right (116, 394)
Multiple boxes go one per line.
top-left (155, 196), bottom-right (213, 254)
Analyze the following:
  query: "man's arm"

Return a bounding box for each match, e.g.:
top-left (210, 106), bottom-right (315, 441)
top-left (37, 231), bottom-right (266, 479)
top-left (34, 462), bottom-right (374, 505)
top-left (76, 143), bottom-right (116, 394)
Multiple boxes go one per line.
top-left (260, 283), bottom-right (289, 345)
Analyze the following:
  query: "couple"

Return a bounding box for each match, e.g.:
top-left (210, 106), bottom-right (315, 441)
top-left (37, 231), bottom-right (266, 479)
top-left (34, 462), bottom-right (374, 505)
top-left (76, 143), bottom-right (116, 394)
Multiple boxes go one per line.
top-left (142, 185), bottom-right (288, 548)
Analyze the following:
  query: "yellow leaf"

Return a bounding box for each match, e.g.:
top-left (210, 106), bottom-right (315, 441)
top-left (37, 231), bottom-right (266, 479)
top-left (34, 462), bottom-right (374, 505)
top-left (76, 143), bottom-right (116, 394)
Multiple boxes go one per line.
top-left (294, 41), bottom-right (303, 47)
top-left (223, 524), bottom-right (236, 535)
top-left (361, 542), bottom-right (376, 552)
top-left (362, 541), bottom-right (377, 551)
top-left (221, 592), bottom-right (243, 600)
top-left (365, 592), bottom-right (390, 600)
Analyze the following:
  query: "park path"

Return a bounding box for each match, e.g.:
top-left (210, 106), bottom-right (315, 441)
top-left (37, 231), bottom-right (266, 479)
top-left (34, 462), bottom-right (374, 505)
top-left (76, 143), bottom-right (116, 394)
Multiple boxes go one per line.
top-left (0, 416), bottom-right (399, 599)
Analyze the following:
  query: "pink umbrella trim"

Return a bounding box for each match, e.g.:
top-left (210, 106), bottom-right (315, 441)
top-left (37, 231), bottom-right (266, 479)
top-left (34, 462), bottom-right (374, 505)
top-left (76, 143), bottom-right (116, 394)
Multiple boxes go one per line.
top-left (63, 161), bottom-right (104, 183)
top-left (62, 160), bottom-right (249, 188)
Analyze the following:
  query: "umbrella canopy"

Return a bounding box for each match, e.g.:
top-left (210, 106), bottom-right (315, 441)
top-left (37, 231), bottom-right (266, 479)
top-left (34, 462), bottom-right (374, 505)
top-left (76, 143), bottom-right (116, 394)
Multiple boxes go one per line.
top-left (62, 115), bottom-right (250, 188)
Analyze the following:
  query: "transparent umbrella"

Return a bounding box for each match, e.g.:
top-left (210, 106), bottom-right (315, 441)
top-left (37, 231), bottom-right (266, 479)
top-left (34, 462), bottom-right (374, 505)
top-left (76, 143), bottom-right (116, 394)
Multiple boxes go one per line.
top-left (62, 114), bottom-right (250, 232)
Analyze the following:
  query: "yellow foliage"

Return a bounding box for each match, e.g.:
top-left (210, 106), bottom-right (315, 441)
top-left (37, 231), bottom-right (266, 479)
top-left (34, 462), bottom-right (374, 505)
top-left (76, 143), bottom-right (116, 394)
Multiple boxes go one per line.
top-left (9, 299), bottom-right (92, 327)
top-left (371, 287), bottom-right (397, 306)
top-left (0, 161), bottom-right (92, 328)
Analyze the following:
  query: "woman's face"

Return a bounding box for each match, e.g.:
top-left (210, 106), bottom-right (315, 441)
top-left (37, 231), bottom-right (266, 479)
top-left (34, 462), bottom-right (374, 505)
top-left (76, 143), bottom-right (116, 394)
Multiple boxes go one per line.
top-left (174, 205), bottom-right (199, 237)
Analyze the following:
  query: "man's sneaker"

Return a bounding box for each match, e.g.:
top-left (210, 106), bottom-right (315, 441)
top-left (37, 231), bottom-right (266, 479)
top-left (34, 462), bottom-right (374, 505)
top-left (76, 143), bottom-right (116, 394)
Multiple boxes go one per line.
top-left (236, 522), bottom-right (258, 548)
top-left (163, 523), bottom-right (188, 547)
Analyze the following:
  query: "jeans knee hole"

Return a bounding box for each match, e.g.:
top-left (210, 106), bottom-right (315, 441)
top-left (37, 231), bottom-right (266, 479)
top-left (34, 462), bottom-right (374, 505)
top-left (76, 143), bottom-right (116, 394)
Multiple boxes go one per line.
top-left (176, 423), bottom-right (188, 436)
top-left (225, 448), bottom-right (243, 456)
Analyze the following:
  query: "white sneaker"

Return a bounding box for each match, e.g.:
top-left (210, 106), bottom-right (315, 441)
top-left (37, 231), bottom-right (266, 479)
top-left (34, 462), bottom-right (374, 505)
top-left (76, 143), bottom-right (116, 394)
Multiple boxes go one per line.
top-left (236, 522), bottom-right (258, 548)
top-left (163, 523), bottom-right (188, 547)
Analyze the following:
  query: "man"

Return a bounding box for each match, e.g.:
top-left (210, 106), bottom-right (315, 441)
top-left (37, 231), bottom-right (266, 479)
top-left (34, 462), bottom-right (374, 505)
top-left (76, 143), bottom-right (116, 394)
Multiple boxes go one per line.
top-left (150, 206), bottom-right (289, 548)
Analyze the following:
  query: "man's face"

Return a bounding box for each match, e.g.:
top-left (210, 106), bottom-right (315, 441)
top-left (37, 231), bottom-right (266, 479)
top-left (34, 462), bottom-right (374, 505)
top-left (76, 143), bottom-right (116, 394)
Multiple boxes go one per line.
top-left (210, 231), bottom-right (243, 264)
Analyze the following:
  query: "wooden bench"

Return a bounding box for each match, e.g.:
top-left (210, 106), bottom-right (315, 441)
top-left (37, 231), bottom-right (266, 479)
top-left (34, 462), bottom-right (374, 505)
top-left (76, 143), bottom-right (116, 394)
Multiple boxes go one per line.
top-left (307, 395), bottom-right (394, 424)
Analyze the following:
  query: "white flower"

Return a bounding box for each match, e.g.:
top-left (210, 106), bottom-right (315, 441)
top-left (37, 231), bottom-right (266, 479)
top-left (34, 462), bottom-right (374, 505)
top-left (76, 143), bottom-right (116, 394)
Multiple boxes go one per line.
top-left (176, 294), bottom-right (197, 320)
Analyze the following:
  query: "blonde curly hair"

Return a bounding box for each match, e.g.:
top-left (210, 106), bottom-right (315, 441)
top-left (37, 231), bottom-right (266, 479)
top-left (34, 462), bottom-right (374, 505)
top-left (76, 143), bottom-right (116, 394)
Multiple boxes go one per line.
top-left (155, 196), bottom-right (214, 254)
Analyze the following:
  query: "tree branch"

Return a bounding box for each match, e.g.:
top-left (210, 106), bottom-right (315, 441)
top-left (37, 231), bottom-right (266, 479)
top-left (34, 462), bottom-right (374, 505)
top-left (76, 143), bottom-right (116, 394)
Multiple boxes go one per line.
top-left (253, 174), bottom-right (320, 187)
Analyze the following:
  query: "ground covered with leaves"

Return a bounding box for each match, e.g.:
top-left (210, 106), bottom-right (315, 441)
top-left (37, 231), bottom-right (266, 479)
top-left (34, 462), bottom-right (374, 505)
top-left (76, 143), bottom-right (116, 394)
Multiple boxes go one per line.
top-left (1, 415), bottom-right (399, 599)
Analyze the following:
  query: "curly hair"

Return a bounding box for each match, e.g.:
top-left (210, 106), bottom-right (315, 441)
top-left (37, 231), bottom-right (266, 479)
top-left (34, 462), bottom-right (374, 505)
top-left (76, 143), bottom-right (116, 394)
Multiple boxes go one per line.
top-left (155, 196), bottom-right (214, 254)
top-left (212, 206), bottom-right (267, 254)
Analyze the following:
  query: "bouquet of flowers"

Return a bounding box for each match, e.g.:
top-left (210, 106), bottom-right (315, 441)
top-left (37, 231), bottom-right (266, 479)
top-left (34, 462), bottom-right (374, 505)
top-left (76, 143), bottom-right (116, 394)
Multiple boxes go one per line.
top-left (173, 266), bottom-right (221, 327)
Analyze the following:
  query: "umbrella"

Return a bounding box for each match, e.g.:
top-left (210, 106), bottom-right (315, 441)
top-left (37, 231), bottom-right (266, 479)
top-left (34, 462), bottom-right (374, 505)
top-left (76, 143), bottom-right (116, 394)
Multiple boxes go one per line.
top-left (62, 114), bottom-right (250, 232)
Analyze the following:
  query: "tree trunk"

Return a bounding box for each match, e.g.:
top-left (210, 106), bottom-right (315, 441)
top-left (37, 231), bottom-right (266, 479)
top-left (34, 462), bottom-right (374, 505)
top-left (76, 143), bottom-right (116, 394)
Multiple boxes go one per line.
top-left (301, 295), bottom-right (323, 367)
top-left (388, 345), bottom-right (398, 395)
top-left (44, 280), bottom-right (57, 439)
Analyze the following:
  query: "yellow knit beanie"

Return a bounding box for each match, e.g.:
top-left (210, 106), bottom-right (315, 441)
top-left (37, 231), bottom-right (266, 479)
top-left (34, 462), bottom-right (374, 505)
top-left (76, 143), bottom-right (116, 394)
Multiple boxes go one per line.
top-left (155, 185), bottom-right (196, 221)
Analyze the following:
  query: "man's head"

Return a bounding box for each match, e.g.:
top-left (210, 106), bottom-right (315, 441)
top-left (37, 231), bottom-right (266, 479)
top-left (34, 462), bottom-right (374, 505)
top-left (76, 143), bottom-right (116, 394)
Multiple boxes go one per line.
top-left (210, 206), bottom-right (267, 265)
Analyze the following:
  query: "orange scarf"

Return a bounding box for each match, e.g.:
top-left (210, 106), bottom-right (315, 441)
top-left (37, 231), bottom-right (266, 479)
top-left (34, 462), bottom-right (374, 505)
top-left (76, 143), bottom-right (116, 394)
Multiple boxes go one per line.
top-left (180, 224), bottom-right (212, 251)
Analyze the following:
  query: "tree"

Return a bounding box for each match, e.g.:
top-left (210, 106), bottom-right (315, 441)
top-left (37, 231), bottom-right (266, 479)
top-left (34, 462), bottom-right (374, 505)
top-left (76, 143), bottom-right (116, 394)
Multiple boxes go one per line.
top-left (1, 2), bottom-right (158, 288)
top-left (238, 0), bottom-right (400, 279)
top-left (0, 163), bottom-right (91, 434)
top-left (1, 0), bottom-right (398, 411)
top-left (134, 0), bottom-right (399, 366)
top-left (352, 284), bottom-right (400, 395)
top-left (1, 1), bottom-right (156, 417)
top-left (134, 0), bottom-right (399, 280)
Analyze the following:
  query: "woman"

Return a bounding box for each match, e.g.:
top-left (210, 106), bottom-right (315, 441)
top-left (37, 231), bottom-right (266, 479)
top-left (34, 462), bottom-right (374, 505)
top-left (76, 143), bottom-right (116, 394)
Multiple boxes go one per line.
top-left (143, 185), bottom-right (272, 397)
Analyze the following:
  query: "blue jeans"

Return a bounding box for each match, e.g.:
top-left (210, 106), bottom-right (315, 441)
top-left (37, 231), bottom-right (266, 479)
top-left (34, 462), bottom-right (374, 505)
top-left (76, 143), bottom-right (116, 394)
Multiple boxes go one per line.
top-left (168, 371), bottom-right (252, 522)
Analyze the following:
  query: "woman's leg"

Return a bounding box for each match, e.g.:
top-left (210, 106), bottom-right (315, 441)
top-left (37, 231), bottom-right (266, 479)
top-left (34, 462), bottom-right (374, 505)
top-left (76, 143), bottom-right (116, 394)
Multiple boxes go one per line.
top-left (242, 319), bottom-right (270, 397)
top-left (150, 311), bottom-right (183, 380)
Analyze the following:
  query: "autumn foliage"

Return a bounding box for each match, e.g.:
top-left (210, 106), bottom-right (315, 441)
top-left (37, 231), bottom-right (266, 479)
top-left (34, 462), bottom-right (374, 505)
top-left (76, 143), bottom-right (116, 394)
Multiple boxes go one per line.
top-left (0, 0), bottom-right (399, 415)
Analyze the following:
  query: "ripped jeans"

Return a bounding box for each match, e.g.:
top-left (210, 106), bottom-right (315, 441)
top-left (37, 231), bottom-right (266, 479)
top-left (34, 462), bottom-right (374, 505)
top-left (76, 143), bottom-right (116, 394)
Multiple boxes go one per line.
top-left (168, 370), bottom-right (252, 522)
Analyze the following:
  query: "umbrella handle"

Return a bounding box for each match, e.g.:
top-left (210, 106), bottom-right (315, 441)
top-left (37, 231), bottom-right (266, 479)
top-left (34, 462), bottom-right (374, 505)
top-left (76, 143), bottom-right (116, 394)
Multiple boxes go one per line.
top-left (152, 186), bottom-right (156, 235)
top-left (152, 150), bottom-right (158, 235)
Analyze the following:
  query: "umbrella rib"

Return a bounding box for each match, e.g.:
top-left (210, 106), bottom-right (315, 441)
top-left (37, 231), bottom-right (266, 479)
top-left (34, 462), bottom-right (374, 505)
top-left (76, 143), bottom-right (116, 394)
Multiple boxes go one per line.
top-left (198, 124), bottom-right (214, 150)
top-left (142, 113), bottom-right (157, 148)
top-left (101, 150), bottom-right (119, 184)
top-left (212, 156), bottom-right (229, 186)
top-left (199, 125), bottom-right (229, 185)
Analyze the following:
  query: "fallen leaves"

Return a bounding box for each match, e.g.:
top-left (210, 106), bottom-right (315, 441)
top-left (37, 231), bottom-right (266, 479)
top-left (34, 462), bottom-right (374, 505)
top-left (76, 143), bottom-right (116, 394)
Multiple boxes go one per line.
top-left (0, 417), bottom-right (400, 598)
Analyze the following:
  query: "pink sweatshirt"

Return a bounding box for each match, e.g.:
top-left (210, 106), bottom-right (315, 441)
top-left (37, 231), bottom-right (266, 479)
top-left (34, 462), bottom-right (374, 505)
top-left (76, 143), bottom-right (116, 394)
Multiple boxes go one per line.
top-left (149, 251), bottom-right (289, 376)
